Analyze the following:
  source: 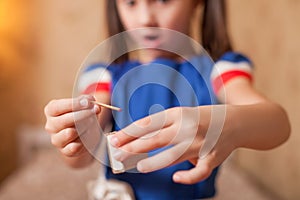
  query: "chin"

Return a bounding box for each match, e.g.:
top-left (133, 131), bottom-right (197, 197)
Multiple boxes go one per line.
top-left (138, 49), bottom-right (179, 62)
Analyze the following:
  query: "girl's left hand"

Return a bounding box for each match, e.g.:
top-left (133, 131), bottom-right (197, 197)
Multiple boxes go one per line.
top-left (109, 106), bottom-right (237, 184)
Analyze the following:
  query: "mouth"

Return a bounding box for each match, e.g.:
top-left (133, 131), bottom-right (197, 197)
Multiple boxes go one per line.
top-left (142, 34), bottom-right (161, 48)
top-left (144, 35), bottom-right (159, 41)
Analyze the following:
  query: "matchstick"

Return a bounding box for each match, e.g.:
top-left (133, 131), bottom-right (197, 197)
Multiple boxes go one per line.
top-left (91, 101), bottom-right (122, 112)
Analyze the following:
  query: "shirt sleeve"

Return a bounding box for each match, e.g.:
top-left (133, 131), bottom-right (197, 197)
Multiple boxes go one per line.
top-left (77, 63), bottom-right (112, 95)
top-left (211, 52), bottom-right (253, 94)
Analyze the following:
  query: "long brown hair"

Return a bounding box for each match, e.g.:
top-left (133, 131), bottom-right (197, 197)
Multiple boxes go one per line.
top-left (106, 0), bottom-right (232, 62)
top-left (106, 0), bottom-right (128, 63)
top-left (202, 0), bottom-right (232, 60)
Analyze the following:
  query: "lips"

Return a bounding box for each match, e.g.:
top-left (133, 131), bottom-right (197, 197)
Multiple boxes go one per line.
top-left (145, 35), bottom-right (159, 41)
top-left (142, 34), bottom-right (161, 48)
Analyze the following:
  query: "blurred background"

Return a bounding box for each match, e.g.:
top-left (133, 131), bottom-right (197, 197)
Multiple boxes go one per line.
top-left (0, 0), bottom-right (299, 199)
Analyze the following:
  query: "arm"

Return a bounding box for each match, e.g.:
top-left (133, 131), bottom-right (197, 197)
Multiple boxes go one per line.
top-left (217, 77), bottom-right (290, 150)
top-left (108, 77), bottom-right (290, 184)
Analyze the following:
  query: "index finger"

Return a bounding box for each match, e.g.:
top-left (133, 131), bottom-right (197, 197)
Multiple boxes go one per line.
top-left (110, 110), bottom-right (172, 147)
top-left (44, 95), bottom-right (95, 117)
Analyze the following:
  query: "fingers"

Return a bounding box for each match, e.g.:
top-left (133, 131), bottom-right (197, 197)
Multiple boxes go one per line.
top-left (172, 155), bottom-right (217, 185)
top-left (60, 138), bottom-right (86, 157)
top-left (44, 95), bottom-right (96, 117)
top-left (44, 95), bottom-right (103, 159)
top-left (110, 110), bottom-right (172, 147)
top-left (136, 142), bottom-right (193, 173)
top-left (44, 95), bottom-right (101, 134)
top-left (51, 127), bottom-right (79, 148)
top-left (45, 104), bottom-right (100, 133)
top-left (112, 126), bottom-right (176, 161)
top-left (50, 116), bottom-right (101, 157)
top-left (50, 128), bottom-right (85, 157)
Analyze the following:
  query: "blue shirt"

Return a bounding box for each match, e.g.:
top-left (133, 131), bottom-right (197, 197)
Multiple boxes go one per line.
top-left (79, 52), bottom-right (253, 200)
top-left (106, 55), bottom-right (218, 200)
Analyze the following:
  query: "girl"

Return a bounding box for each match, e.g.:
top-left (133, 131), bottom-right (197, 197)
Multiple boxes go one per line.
top-left (44, 0), bottom-right (290, 199)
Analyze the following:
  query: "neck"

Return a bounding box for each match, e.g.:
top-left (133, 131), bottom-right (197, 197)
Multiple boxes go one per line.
top-left (136, 49), bottom-right (184, 64)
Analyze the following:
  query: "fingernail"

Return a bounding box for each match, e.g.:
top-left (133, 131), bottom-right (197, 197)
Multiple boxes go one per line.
top-left (80, 98), bottom-right (89, 107)
top-left (137, 162), bottom-right (147, 173)
top-left (113, 150), bottom-right (123, 161)
top-left (92, 105), bottom-right (100, 113)
top-left (110, 136), bottom-right (120, 147)
top-left (173, 174), bottom-right (181, 182)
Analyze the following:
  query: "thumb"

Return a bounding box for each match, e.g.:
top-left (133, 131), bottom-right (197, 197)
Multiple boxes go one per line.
top-left (173, 156), bottom-right (215, 185)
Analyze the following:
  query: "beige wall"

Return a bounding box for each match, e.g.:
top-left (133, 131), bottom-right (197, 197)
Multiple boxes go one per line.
top-left (35, 0), bottom-right (106, 105)
top-left (0, 0), bottom-right (38, 181)
top-left (228, 1), bottom-right (300, 199)
top-left (0, 0), bottom-right (105, 181)
top-left (0, 0), bottom-right (299, 199)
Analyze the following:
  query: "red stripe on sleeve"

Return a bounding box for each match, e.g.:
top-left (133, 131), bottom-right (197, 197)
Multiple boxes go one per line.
top-left (213, 70), bottom-right (252, 94)
top-left (82, 82), bottom-right (111, 94)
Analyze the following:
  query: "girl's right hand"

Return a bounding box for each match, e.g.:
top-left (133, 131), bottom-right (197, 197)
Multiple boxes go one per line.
top-left (44, 95), bottom-right (101, 160)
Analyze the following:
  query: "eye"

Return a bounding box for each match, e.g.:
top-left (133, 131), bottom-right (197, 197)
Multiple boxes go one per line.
top-left (124, 0), bottom-right (136, 6)
top-left (157, 0), bottom-right (170, 4)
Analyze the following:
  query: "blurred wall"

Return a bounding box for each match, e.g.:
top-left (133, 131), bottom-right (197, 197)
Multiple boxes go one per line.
top-left (35, 0), bottom-right (106, 104)
top-left (228, 1), bottom-right (300, 199)
top-left (0, 0), bottom-right (39, 182)
top-left (0, 0), bottom-right (105, 182)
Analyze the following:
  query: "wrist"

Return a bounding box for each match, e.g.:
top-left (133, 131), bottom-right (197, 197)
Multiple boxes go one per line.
top-left (197, 105), bottom-right (238, 164)
top-left (225, 105), bottom-right (244, 149)
top-left (198, 105), bottom-right (238, 153)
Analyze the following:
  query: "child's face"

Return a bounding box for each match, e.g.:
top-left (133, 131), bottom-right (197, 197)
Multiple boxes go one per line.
top-left (116, 0), bottom-right (199, 61)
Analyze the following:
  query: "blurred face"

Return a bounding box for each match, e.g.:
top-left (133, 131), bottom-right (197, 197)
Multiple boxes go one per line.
top-left (116, 0), bottom-right (199, 62)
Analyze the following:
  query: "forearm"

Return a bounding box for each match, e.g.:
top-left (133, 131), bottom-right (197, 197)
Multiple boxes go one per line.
top-left (226, 102), bottom-right (291, 150)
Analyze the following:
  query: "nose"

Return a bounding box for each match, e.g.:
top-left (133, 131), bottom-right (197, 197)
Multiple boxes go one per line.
top-left (138, 4), bottom-right (157, 27)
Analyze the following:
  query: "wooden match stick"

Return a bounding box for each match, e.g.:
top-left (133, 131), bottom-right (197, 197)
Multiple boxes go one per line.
top-left (91, 101), bottom-right (122, 112)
